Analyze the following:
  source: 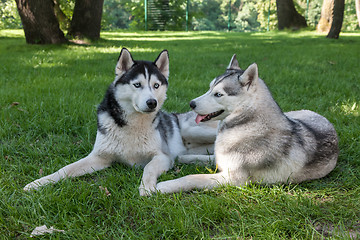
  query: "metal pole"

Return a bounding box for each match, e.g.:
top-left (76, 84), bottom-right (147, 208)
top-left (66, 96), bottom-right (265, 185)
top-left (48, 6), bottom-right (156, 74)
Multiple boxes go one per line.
top-left (267, 0), bottom-right (270, 31)
top-left (145, 0), bottom-right (148, 31)
top-left (306, 0), bottom-right (309, 23)
top-left (228, 0), bottom-right (231, 31)
top-left (186, 0), bottom-right (189, 31)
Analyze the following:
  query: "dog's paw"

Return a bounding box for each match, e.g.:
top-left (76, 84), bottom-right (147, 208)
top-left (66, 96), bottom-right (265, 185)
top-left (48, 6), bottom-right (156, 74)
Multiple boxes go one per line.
top-left (139, 184), bottom-right (156, 196)
top-left (139, 188), bottom-right (150, 196)
top-left (23, 181), bottom-right (40, 191)
top-left (156, 181), bottom-right (173, 194)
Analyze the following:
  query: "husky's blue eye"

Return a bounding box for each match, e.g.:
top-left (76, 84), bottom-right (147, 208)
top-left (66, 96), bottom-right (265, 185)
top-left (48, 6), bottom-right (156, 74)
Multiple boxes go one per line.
top-left (214, 92), bottom-right (223, 97)
top-left (154, 83), bottom-right (160, 89)
top-left (133, 83), bottom-right (141, 88)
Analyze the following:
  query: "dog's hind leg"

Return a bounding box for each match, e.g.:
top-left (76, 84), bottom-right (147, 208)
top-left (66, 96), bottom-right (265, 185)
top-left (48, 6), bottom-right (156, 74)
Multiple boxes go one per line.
top-left (156, 172), bottom-right (228, 194)
top-left (139, 153), bottom-right (173, 196)
top-left (23, 154), bottom-right (111, 191)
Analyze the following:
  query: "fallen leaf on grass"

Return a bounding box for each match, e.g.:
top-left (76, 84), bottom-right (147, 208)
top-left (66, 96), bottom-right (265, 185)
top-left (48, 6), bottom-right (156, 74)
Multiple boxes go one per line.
top-left (30, 225), bottom-right (64, 237)
top-left (99, 186), bottom-right (111, 196)
top-left (11, 102), bottom-right (20, 106)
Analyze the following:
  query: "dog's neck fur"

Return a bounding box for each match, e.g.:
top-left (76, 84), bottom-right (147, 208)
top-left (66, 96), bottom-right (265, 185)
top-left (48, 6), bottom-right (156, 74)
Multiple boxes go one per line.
top-left (219, 78), bottom-right (288, 133)
top-left (124, 110), bottom-right (158, 128)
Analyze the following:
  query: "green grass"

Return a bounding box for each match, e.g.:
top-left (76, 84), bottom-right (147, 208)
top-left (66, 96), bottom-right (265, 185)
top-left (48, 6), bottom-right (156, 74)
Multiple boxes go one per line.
top-left (1, 29), bottom-right (360, 239)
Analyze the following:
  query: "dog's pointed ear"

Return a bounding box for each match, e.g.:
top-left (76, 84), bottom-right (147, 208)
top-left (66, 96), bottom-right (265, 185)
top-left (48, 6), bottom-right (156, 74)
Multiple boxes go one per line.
top-left (154, 50), bottom-right (169, 79)
top-left (239, 63), bottom-right (258, 90)
top-left (115, 48), bottom-right (134, 76)
top-left (227, 54), bottom-right (241, 70)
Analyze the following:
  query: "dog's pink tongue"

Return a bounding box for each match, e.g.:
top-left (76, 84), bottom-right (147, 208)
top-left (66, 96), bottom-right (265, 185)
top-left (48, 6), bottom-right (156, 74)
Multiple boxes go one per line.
top-left (195, 114), bottom-right (207, 124)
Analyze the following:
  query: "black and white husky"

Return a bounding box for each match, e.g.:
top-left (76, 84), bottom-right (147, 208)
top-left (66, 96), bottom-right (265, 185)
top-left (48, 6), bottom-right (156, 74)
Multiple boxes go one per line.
top-left (156, 55), bottom-right (339, 194)
top-left (24, 48), bottom-right (217, 196)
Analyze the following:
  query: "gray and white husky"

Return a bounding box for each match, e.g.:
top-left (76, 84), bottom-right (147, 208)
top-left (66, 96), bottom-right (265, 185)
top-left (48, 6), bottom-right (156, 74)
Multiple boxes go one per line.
top-left (156, 55), bottom-right (339, 194)
top-left (24, 48), bottom-right (217, 196)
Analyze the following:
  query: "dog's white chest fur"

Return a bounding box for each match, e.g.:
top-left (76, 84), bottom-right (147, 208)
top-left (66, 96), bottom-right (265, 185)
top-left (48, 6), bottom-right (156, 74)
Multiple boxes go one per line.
top-left (94, 112), bottom-right (161, 166)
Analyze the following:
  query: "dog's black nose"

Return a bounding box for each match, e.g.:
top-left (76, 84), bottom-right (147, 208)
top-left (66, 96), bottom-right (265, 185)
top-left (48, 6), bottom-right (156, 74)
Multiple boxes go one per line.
top-left (146, 99), bottom-right (157, 109)
top-left (189, 100), bottom-right (196, 109)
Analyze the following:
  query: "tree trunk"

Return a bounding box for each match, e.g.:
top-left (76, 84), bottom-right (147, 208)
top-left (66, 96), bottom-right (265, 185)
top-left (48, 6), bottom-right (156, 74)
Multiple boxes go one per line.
top-left (276, 0), bottom-right (307, 30)
top-left (356, 0), bottom-right (360, 28)
top-left (317, 0), bottom-right (333, 32)
top-left (15, 0), bottom-right (67, 44)
top-left (68, 0), bottom-right (104, 40)
top-left (326, 0), bottom-right (345, 39)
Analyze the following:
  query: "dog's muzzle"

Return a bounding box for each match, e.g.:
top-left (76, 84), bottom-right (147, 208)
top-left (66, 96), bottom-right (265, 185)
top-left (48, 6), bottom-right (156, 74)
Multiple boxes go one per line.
top-left (190, 100), bottom-right (196, 109)
top-left (146, 99), bottom-right (157, 110)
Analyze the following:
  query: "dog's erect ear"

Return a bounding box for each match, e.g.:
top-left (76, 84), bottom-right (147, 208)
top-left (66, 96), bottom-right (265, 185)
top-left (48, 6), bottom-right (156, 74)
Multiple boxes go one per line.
top-left (115, 48), bottom-right (134, 76)
top-left (239, 63), bottom-right (258, 90)
top-left (154, 50), bottom-right (169, 79)
top-left (227, 54), bottom-right (241, 70)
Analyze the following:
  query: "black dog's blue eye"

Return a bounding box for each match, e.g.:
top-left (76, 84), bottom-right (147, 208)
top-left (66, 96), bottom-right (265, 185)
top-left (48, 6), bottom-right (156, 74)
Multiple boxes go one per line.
top-left (214, 92), bottom-right (223, 97)
top-left (154, 83), bottom-right (160, 89)
top-left (133, 83), bottom-right (141, 88)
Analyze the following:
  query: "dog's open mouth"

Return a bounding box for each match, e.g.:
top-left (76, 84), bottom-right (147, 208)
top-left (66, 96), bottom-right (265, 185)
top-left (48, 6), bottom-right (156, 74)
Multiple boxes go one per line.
top-left (195, 110), bottom-right (224, 124)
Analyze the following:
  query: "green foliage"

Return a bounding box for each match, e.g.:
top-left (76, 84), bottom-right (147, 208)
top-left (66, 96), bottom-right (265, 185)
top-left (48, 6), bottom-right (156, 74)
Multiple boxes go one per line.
top-left (102, 0), bottom-right (133, 30)
top-left (0, 0), bottom-right (21, 29)
top-left (128, 0), bottom-right (146, 30)
top-left (234, 1), bottom-right (261, 32)
top-left (343, 0), bottom-right (360, 31)
top-left (191, 0), bottom-right (227, 30)
top-left (256, 0), bottom-right (278, 31)
top-left (1, 29), bottom-right (360, 238)
top-left (57, 0), bottom-right (75, 31)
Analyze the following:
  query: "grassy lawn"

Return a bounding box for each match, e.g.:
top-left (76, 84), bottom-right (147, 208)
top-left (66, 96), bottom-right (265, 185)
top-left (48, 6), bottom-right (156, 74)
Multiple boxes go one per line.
top-left (1, 29), bottom-right (359, 239)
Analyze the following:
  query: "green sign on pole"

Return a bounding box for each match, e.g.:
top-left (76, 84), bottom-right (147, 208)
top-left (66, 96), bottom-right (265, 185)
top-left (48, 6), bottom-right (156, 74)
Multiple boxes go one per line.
top-left (306, 0), bottom-right (309, 22)
top-left (228, 0), bottom-right (231, 31)
top-left (186, 0), bottom-right (189, 31)
top-left (144, 0), bottom-right (148, 31)
top-left (267, 0), bottom-right (270, 31)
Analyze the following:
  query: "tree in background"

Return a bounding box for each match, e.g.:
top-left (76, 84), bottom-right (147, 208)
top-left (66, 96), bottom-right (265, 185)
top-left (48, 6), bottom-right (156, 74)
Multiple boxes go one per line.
top-left (15, 0), bottom-right (68, 44)
top-left (341, 0), bottom-right (359, 31)
top-left (256, 0), bottom-right (277, 31)
top-left (326, 0), bottom-right (345, 38)
top-left (355, 0), bottom-right (360, 27)
top-left (4, 0), bottom-right (359, 33)
top-left (317, 0), bottom-right (345, 38)
top-left (14, 0), bottom-right (103, 44)
top-left (191, 0), bottom-right (226, 30)
top-left (276, 0), bottom-right (307, 29)
top-left (317, 0), bottom-right (333, 32)
top-left (53, 0), bottom-right (73, 32)
top-left (68, 0), bottom-right (104, 40)
top-left (102, 0), bottom-right (132, 30)
top-left (234, 1), bottom-right (260, 31)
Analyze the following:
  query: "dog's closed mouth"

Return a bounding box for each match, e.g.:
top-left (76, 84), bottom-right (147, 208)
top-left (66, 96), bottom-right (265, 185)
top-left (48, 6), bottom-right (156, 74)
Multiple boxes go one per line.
top-left (195, 110), bottom-right (224, 124)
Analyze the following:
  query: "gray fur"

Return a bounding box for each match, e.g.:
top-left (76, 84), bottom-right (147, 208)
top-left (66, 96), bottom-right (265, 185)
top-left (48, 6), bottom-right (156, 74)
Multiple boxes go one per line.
top-left (156, 57), bottom-right (338, 194)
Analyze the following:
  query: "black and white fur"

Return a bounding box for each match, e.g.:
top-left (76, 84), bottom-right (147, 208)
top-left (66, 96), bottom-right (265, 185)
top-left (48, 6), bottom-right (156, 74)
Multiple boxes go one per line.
top-left (156, 55), bottom-right (339, 194)
top-left (24, 48), bottom-right (217, 196)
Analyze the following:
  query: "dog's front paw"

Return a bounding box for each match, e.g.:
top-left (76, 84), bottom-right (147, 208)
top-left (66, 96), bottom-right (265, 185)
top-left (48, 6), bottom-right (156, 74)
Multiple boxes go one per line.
top-left (139, 183), bottom-right (156, 196)
top-left (23, 181), bottom-right (40, 191)
top-left (156, 181), bottom-right (173, 194)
